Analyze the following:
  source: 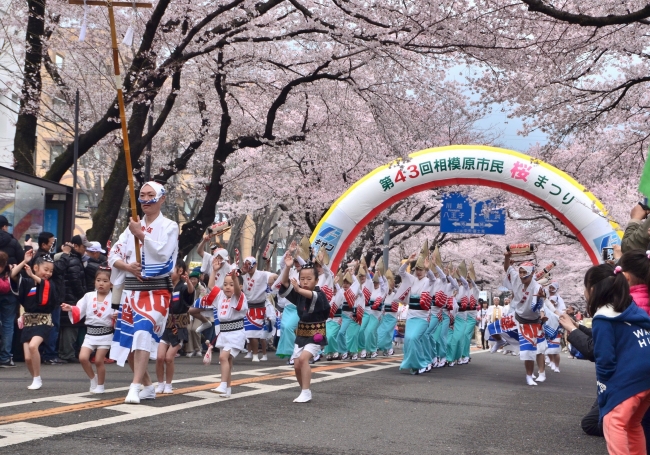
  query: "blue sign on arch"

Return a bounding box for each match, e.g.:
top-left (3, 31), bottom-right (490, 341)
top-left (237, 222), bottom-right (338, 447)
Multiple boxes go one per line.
top-left (440, 193), bottom-right (506, 235)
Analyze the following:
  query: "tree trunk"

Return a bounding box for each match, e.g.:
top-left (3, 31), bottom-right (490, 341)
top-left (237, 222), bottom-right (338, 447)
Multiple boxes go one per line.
top-left (13, 0), bottom-right (46, 174)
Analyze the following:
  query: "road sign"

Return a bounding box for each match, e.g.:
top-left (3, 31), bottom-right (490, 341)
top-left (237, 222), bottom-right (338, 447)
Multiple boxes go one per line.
top-left (440, 193), bottom-right (506, 235)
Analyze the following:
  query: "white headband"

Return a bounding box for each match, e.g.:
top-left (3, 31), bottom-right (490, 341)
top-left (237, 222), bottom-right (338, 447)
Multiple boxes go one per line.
top-left (139, 181), bottom-right (165, 203)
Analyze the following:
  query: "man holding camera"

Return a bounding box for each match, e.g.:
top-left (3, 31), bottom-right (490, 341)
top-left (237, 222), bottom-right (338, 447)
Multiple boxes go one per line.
top-left (622, 203), bottom-right (650, 252)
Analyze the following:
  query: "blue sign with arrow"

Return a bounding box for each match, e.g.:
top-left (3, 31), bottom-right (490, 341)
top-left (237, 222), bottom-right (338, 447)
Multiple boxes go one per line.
top-left (440, 193), bottom-right (506, 235)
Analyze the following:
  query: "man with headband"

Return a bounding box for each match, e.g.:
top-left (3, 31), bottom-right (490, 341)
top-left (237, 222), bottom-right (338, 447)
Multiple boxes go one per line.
top-left (109, 182), bottom-right (179, 404)
top-left (503, 252), bottom-right (547, 386)
top-left (241, 256), bottom-right (277, 362)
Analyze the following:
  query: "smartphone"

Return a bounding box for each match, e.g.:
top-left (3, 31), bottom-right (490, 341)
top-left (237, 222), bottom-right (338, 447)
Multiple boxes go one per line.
top-left (602, 247), bottom-right (614, 262)
top-left (639, 197), bottom-right (650, 212)
top-left (49, 237), bottom-right (57, 254)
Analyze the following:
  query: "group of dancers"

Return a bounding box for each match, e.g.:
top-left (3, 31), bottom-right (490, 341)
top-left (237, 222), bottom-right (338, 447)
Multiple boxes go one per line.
top-left (14, 180), bottom-right (569, 404)
top-left (270, 240), bottom-right (481, 375)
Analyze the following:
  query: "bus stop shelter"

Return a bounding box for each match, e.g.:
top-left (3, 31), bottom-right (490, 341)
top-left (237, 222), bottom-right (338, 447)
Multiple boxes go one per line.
top-left (0, 166), bottom-right (74, 247)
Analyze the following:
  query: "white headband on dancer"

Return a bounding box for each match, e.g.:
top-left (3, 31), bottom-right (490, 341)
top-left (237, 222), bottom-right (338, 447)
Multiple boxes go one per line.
top-left (519, 262), bottom-right (535, 278)
top-left (215, 248), bottom-right (229, 261)
top-left (139, 181), bottom-right (165, 204)
top-left (244, 256), bottom-right (257, 267)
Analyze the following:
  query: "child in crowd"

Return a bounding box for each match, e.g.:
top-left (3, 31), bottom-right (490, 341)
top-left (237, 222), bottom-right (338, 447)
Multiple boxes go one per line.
top-left (10, 249), bottom-right (57, 390)
top-left (156, 260), bottom-right (194, 394)
top-left (208, 269), bottom-right (247, 398)
top-left (61, 266), bottom-right (114, 393)
top-left (586, 263), bottom-right (650, 455)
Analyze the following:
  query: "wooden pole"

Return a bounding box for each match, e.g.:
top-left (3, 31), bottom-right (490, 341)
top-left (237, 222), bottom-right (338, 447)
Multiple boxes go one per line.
top-left (69, 0), bottom-right (152, 261)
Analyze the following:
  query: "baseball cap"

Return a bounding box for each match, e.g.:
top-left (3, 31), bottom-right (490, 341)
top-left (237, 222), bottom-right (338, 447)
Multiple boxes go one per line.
top-left (71, 234), bottom-right (93, 248)
top-left (0, 215), bottom-right (12, 227)
top-left (87, 241), bottom-right (106, 254)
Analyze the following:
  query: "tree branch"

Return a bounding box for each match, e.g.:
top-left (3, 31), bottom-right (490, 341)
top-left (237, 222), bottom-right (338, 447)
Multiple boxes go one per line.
top-left (521, 0), bottom-right (650, 26)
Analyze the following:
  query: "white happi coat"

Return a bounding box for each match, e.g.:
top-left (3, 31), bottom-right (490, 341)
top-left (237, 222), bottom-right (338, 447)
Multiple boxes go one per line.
top-left (109, 214), bottom-right (179, 366)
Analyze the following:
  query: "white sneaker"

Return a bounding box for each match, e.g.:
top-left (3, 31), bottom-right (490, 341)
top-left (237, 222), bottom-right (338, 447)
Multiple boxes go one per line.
top-left (491, 340), bottom-right (506, 353)
top-left (219, 387), bottom-right (231, 398)
top-left (360, 350), bottom-right (367, 358)
top-left (448, 361), bottom-right (456, 367)
top-left (92, 384), bottom-right (105, 394)
top-left (370, 352), bottom-right (378, 359)
top-left (155, 382), bottom-right (166, 394)
top-left (536, 372), bottom-right (546, 383)
top-left (553, 366), bottom-right (561, 373)
top-left (139, 384), bottom-right (156, 400)
top-left (162, 384), bottom-right (173, 394)
top-left (340, 353), bottom-right (348, 360)
top-left (526, 376), bottom-right (538, 386)
top-left (90, 375), bottom-right (98, 392)
top-left (244, 351), bottom-right (253, 359)
top-left (387, 348), bottom-right (394, 356)
top-left (211, 382), bottom-right (228, 394)
top-left (501, 350), bottom-right (508, 355)
top-left (260, 355), bottom-right (268, 361)
top-left (196, 321), bottom-right (213, 334)
top-left (438, 358), bottom-right (447, 367)
top-left (511, 352), bottom-right (517, 356)
top-left (125, 384), bottom-right (141, 404)
top-left (186, 351), bottom-right (195, 358)
top-left (351, 353), bottom-right (358, 361)
top-left (293, 389), bottom-right (312, 403)
top-left (252, 354), bottom-right (260, 362)
top-left (27, 377), bottom-right (42, 390)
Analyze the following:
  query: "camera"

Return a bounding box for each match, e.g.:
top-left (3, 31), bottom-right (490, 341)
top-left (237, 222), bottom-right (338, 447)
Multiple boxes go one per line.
top-left (602, 247), bottom-right (614, 262)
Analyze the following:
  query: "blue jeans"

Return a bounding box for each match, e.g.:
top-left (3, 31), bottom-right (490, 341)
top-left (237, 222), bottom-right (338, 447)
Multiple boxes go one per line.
top-left (0, 293), bottom-right (18, 363)
top-left (43, 307), bottom-right (61, 361)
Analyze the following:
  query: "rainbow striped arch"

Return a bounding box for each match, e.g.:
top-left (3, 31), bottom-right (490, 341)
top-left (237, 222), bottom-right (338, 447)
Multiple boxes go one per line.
top-left (310, 145), bottom-right (621, 270)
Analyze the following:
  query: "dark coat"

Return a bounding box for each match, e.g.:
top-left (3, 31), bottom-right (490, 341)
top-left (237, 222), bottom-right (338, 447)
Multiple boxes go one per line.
top-left (84, 256), bottom-right (104, 290)
top-left (60, 250), bottom-right (86, 327)
top-left (0, 230), bottom-right (24, 266)
top-left (567, 325), bottom-right (594, 362)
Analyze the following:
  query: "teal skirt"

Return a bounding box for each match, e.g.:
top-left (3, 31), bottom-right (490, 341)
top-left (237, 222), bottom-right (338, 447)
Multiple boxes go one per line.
top-left (434, 313), bottom-right (450, 360)
top-left (324, 320), bottom-right (341, 354)
top-left (400, 317), bottom-right (429, 370)
top-left (377, 313), bottom-right (397, 351)
top-left (362, 313), bottom-right (381, 353)
top-left (275, 304), bottom-right (298, 359)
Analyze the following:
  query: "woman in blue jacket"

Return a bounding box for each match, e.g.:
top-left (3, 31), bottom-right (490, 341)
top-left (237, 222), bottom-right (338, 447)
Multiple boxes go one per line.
top-left (587, 264), bottom-right (650, 455)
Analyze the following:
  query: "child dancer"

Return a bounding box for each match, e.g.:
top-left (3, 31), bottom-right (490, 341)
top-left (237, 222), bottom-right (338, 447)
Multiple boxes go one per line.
top-left (587, 263), bottom-right (650, 455)
top-left (156, 260), bottom-right (194, 394)
top-left (278, 252), bottom-right (330, 403)
top-left (61, 265), bottom-right (114, 393)
top-left (208, 269), bottom-right (247, 398)
top-left (11, 250), bottom-right (57, 390)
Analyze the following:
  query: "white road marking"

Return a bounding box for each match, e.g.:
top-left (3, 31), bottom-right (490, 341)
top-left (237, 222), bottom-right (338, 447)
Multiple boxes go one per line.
top-left (0, 361), bottom-right (401, 448)
top-left (0, 364), bottom-right (309, 410)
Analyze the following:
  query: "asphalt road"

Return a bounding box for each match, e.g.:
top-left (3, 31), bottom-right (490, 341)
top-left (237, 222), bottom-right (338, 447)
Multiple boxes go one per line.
top-left (0, 349), bottom-right (606, 455)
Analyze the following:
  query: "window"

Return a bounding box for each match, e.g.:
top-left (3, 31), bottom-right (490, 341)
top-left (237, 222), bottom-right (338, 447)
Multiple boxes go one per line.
top-left (55, 54), bottom-right (64, 69)
top-left (50, 144), bottom-right (64, 166)
top-left (77, 193), bottom-right (90, 212)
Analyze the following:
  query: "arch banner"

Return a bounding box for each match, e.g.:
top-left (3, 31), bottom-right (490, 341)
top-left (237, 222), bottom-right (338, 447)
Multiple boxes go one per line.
top-left (310, 145), bottom-right (621, 270)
